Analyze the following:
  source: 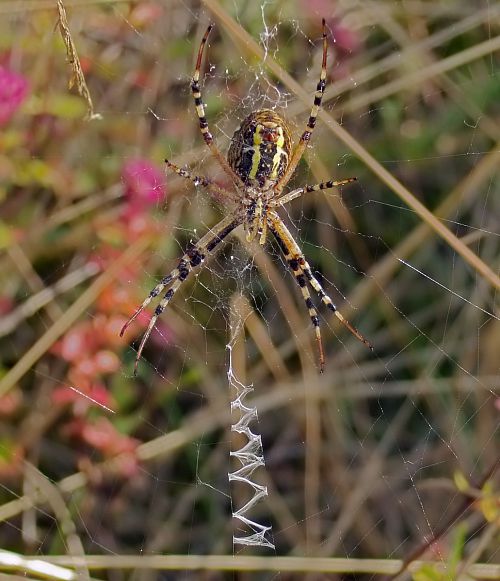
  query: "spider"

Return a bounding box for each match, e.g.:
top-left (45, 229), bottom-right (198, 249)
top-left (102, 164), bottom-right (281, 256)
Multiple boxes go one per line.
top-left (121, 19), bottom-right (372, 374)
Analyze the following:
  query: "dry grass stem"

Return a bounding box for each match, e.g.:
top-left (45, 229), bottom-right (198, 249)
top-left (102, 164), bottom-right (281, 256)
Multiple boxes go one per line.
top-left (57, 0), bottom-right (101, 120)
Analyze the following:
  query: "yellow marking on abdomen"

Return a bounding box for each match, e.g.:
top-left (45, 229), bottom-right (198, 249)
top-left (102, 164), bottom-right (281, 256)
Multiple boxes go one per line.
top-left (270, 129), bottom-right (286, 180)
top-left (248, 126), bottom-right (262, 181)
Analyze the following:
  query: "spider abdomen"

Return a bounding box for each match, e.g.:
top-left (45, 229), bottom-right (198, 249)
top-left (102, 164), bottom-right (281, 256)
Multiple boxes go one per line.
top-left (228, 109), bottom-right (292, 188)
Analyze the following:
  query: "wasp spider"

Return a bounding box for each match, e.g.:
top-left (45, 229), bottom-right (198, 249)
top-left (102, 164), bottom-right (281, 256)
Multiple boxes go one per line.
top-left (121, 20), bottom-right (372, 373)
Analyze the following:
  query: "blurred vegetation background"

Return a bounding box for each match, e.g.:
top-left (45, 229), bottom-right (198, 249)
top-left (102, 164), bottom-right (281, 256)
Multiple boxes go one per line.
top-left (0, 0), bottom-right (499, 579)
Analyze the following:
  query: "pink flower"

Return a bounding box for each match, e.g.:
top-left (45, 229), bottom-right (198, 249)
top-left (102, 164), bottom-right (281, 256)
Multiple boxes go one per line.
top-left (122, 158), bottom-right (165, 207)
top-left (62, 330), bottom-right (87, 361)
top-left (328, 17), bottom-right (361, 55)
top-left (0, 390), bottom-right (22, 416)
top-left (0, 66), bottom-right (29, 126)
top-left (297, 4), bottom-right (362, 78)
top-left (94, 350), bottom-right (120, 374)
top-left (53, 383), bottom-right (114, 413)
top-left (80, 417), bottom-right (139, 456)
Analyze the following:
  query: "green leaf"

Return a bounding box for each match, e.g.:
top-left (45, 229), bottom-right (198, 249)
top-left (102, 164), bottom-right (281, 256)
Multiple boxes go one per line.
top-left (413, 563), bottom-right (445, 581)
top-left (449, 523), bottom-right (467, 573)
top-left (454, 470), bottom-right (470, 493)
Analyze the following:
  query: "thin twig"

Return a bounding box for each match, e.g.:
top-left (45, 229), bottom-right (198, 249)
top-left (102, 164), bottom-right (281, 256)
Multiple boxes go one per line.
top-left (57, 0), bottom-right (101, 121)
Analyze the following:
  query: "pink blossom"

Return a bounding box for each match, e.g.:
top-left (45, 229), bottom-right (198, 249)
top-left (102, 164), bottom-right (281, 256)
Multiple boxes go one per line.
top-left (112, 452), bottom-right (139, 478)
top-left (53, 383), bottom-right (114, 411)
top-left (0, 390), bottom-right (22, 416)
top-left (122, 158), bottom-right (165, 207)
top-left (328, 17), bottom-right (361, 55)
top-left (81, 417), bottom-right (139, 456)
top-left (60, 328), bottom-right (89, 362)
top-left (0, 296), bottom-right (14, 316)
top-left (94, 350), bottom-right (120, 374)
top-left (297, 5), bottom-right (362, 78)
top-left (130, 2), bottom-right (163, 28)
top-left (0, 66), bottom-right (29, 126)
top-left (76, 357), bottom-right (98, 377)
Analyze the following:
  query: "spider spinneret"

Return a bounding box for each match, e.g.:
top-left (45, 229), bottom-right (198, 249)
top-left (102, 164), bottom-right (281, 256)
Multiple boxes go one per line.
top-left (121, 19), bottom-right (372, 375)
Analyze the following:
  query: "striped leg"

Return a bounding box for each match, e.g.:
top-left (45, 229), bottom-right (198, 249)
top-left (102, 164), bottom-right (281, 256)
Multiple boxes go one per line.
top-left (299, 257), bottom-right (373, 350)
top-left (271, 177), bottom-right (357, 208)
top-left (268, 211), bottom-right (372, 358)
top-left (258, 213), bottom-right (268, 245)
top-left (121, 215), bottom-right (242, 374)
top-left (247, 198), bottom-right (271, 245)
top-left (165, 159), bottom-right (238, 204)
top-left (132, 278), bottom-right (182, 374)
top-left (273, 19), bottom-right (328, 195)
top-left (120, 273), bottom-right (176, 339)
top-left (246, 198), bottom-right (261, 243)
top-left (191, 25), bottom-right (244, 189)
top-left (267, 214), bottom-right (326, 372)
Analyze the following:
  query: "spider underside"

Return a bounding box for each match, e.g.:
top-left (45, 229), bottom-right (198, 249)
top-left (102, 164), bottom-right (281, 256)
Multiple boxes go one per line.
top-left (121, 19), bottom-right (372, 374)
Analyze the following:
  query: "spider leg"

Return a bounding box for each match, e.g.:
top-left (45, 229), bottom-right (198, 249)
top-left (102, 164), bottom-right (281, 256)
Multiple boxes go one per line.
top-left (268, 210), bottom-right (372, 361)
top-left (245, 199), bottom-right (269, 246)
top-left (273, 19), bottom-right (328, 195)
top-left (119, 272), bottom-right (176, 338)
top-left (133, 279), bottom-right (182, 374)
top-left (191, 25), bottom-right (245, 190)
top-left (246, 198), bottom-right (263, 243)
top-left (165, 159), bottom-right (239, 204)
top-left (267, 212), bottom-right (325, 372)
top-left (300, 257), bottom-right (373, 350)
top-left (121, 214), bottom-right (242, 374)
top-left (270, 177), bottom-right (357, 208)
top-left (258, 213), bottom-right (268, 245)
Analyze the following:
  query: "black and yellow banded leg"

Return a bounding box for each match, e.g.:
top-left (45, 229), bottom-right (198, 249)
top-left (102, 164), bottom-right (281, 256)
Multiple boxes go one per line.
top-left (273, 19), bottom-right (328, 195)
top-left (191, 25), bottom-right (244, 189)
top-left (271, 177), bottom-right (357, 208)
top-left (133, 278), bottom-right (183, 374)
top-left (268, 216), bottom-right (325, 372)
top-left (121, 215), bottom-right (242, 373)
top-left (165, 159), bottom-right (238, 204)
top-left (258, 214), bottom-right (268, 245)
top-left (247, 199), bottom-right (269, 245)
top-left (268, 210), bottom-right (372, 356)
top-left (289, 257), bottom-right (325, 372)
top-left (246, 198), bottom-right (262, 243)
top-left (299, 257), bottom-right (373, 350)
top-left (120, 271), bottom-right (177, 339)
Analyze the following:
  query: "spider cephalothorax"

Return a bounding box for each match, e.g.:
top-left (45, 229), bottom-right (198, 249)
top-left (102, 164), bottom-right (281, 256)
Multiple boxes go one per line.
top-left (121, 20), bottom-right (372, 374)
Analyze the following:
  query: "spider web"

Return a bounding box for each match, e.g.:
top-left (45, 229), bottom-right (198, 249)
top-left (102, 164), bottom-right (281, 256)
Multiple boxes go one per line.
top-left (0, 1), bottom-right (499, 579)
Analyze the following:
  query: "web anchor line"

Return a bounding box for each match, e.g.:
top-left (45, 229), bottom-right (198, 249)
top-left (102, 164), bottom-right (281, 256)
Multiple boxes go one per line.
top-left (227, 350), bottom-right (274, 550)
